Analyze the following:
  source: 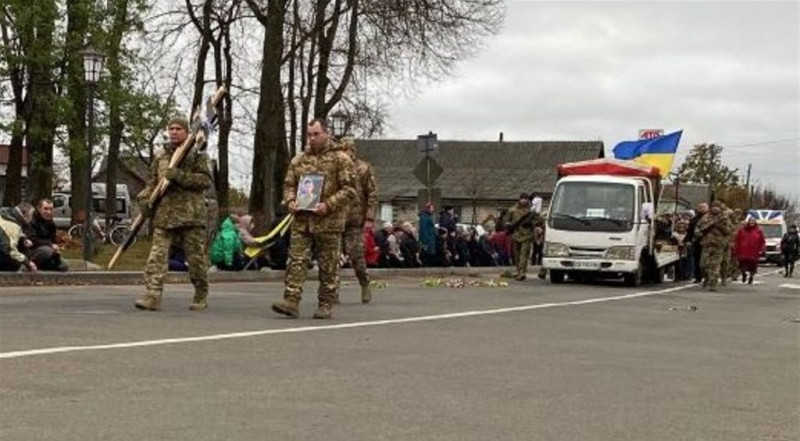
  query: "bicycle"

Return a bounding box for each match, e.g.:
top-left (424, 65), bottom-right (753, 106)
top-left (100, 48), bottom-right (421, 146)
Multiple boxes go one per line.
top-left (68, 215), bottom-right (137, 247)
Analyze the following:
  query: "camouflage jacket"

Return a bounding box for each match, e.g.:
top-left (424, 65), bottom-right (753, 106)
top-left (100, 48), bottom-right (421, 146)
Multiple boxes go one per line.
top-left (138, 145), bottom-right (212, 230)
top-left (346, 158), bottom-right (379, 227)
top-left (697, 212), bottom-right (732, 248)
top-left (283, 139), bottom-right (356, 233)
top-left (505, 203), bottom-right (538, 243)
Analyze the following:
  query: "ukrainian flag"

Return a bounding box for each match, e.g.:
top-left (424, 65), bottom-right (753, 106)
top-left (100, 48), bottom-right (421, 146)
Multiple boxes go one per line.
top-left (612, 130), bottom-right (683, 177)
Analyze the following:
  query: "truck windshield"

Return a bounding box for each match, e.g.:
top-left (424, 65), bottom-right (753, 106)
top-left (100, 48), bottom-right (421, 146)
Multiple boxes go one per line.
top-left (548, 182), bottom-right (635, 232)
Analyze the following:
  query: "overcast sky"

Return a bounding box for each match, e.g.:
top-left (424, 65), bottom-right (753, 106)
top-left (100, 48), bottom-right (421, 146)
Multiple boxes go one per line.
top-left (381, 0), bottom-right (800, 199)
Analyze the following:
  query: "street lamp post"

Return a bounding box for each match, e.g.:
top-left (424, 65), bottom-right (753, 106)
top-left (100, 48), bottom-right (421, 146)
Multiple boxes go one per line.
top-left (81, 47), bottom-right (105, 263)
top-left (329, 109), bottom-right (349, 139)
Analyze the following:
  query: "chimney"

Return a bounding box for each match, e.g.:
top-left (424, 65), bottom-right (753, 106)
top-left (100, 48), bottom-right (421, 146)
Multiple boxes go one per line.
top-left (499, 132), bottom-right (504, 143)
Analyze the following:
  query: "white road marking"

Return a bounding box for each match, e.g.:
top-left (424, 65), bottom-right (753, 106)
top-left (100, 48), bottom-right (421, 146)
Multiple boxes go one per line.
top-left (0, 269), bottom-right (784, 360)
top-left (778, 284), bottom-right (800, 290)
top-left (0, 284), bottom-right (696, 360)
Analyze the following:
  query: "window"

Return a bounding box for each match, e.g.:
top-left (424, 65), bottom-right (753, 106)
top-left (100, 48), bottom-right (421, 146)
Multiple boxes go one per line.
top-left (53, 195), bottom-right (66, 209)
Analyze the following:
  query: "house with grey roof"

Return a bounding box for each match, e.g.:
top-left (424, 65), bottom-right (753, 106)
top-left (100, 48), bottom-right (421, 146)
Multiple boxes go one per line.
top-left (355, 139), bottom-right (604, 225)
top-left (659, 183), bottom-right (712, 214)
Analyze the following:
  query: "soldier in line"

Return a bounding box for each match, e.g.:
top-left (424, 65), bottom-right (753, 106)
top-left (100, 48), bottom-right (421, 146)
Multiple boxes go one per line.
top-left (271, 118), bottom-right (356, 319)
top-left (135, 115), bottom-right (213, 311)
top-left (504, 193), bottom-right (537, 281)
top-left (720, 208), bottom-right (743, 284)
top-left (338, 137), bottom-right (378, 304)
top-left (697, 201), bottom-right (733, 291)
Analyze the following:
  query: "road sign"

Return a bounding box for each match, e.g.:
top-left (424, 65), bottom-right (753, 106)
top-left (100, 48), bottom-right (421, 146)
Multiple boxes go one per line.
top-left (413, 157), bottom-right (443, 185)
top-left (638, 129), bottom-right (664, 140)
top-left (417, 132), bottom-right (438, 157)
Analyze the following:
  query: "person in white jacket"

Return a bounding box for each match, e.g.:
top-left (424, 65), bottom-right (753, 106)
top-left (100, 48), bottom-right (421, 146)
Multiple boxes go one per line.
top-left (0, 203), bottom-right (37, 272)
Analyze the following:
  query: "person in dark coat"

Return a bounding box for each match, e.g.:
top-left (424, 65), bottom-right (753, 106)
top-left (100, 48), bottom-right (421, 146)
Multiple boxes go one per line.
top-left (24, 199), bottom-right (68, 271)
top-left (439, 206), bottom-right (457, 235)
top-left (686, 202), bottom-right (709, 283)
top-left (418, 203), bottom-right (437, 263)
top-left (780, 224), bottom-right (799, 277)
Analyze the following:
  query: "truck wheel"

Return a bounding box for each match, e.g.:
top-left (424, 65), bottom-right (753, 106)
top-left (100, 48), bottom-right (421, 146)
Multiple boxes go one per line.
top-left (550, 270), bottom-right (565, 284)
top-left (623, 264), bottom-right (642, 287)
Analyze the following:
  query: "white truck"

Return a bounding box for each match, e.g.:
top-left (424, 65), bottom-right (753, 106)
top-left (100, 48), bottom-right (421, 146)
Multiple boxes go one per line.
top-left (542, 158), bottom-right (680, 286)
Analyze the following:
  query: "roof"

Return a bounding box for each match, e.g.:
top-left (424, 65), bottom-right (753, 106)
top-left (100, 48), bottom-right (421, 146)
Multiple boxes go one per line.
top-left (355, 139), bottom-right (604, 201)
top-left (95, 154), bottom-right (150, 184)
top-left (0, 144), bottom-right (29, 166)
top-left (557, 158), bottom-right (660, 178)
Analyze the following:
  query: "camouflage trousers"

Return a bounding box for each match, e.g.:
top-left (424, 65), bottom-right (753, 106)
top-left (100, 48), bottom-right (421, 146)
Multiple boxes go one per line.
top-left (700, 244), bottom-right (724, 287)
top-left (720, 245), bottom-right (739, 279)
top-left (513, 240), bottom-right (532, 276)
top-left (144, 226), bottom-right (209, 297)
top-left (284, 230), bottom-right (341, 304)
top-left (343, 225), bottom-right (369, 287)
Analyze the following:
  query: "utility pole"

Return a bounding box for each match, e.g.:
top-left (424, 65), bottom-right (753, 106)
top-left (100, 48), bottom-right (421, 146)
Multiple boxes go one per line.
top-left (745, 163), bottom-right (752, 211)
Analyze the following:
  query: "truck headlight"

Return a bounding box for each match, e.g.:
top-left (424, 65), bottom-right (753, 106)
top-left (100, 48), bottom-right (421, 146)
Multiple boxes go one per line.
top-left (545, 242), bottom-right (569, 257)
top-left (604, 246), bottom-right (636, 261)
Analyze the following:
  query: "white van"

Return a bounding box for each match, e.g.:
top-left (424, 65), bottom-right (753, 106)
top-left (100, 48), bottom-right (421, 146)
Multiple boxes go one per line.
top-left (746, 210), bottom-right (787, 265)
top-left (52, 183), bottom-right (132, 229)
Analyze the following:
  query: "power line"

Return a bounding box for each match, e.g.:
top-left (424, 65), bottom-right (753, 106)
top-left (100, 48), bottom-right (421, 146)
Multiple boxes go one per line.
top-left (719, 137), bottom-right (800, 149)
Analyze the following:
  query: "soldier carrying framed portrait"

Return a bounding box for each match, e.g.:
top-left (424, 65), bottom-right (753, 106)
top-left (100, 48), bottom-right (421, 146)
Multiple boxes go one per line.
top-left (296, 174), bottom-right (324, 211)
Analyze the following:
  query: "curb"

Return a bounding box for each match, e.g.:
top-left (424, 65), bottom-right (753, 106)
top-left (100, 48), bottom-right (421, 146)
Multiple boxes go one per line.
top-left (0, 266), bottom-right (520, 288)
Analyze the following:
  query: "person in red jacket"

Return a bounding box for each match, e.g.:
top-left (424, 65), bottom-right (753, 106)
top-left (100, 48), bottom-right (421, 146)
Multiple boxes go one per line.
top-left (363, 226), bottom-right (380, 268)
top-left (734, 218), bottom-right (766, 284)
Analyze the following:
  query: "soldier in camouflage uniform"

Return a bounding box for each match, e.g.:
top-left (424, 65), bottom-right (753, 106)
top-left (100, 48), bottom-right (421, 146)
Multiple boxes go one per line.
top-left (720, 207), bottom-right (742, 284)
top-left (337, 137), bottom-right (378, 304)
top-left (504, 193), bottom-right (538, 281)
top-left (134, 116), bottom-right (213, 311)
top-left (271, 118), bottom-right (356, 319)
top-left (697, 201), bottom-right (733, 291)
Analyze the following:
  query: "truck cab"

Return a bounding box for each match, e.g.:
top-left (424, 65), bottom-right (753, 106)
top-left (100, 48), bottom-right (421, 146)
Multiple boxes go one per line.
top-left (542, 159), bottom-right (679, 286)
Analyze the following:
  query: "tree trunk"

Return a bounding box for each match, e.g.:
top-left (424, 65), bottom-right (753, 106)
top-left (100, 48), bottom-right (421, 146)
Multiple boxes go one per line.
top-left (188, 0), bottom-right (213, 114)
top-left (106, 0), bottom-right (130, 226)
top-left (65, 0), bottom-right (89, 224)
top-left (25, 0), bottom-right (58, 204)
top-left (248, 0), bottom-right (288, 230)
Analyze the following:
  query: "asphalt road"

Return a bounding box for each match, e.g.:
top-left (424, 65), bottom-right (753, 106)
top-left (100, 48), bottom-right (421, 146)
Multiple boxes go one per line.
top-left (1, 270), bottom-right (798, 441)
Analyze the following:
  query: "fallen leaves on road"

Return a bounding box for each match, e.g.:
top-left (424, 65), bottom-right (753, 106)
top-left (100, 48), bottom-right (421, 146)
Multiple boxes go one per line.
top-left (420, 277), bottom-right (509, 289)
top-left (370, 280), bottom-right (389, 289)
top-left (668, 305), bottom-right (698, 312)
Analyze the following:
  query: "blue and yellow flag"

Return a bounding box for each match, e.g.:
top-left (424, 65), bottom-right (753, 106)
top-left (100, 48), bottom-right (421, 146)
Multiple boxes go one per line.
top-left (612, 130), bottom-right (683, 177)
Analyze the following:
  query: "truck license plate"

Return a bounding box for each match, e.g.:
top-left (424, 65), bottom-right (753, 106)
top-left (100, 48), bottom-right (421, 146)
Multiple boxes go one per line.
top-left (573, 261), bottom-right (600, 269)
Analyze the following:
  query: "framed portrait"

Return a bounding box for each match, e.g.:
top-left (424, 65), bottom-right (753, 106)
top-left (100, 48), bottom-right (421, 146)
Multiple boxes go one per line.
top-left (296, 173), bottom-right (324, 211)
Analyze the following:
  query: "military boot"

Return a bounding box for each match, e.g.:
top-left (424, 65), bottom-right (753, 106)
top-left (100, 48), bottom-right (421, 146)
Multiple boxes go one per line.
top-left (272, 298), bottom-right (300, 318)
top-left (134, 292), bottom-right (162, 311)
top-left (747, 274), bottom-right (754, 285)
top-left (189, 291), bottom-right (208, 311)
top-left (312, 301), bottom-right (333, 319)
top-left (708, 279), bottom-right (718, 292)
top-left (361, 284), bottom-right (372, 304)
